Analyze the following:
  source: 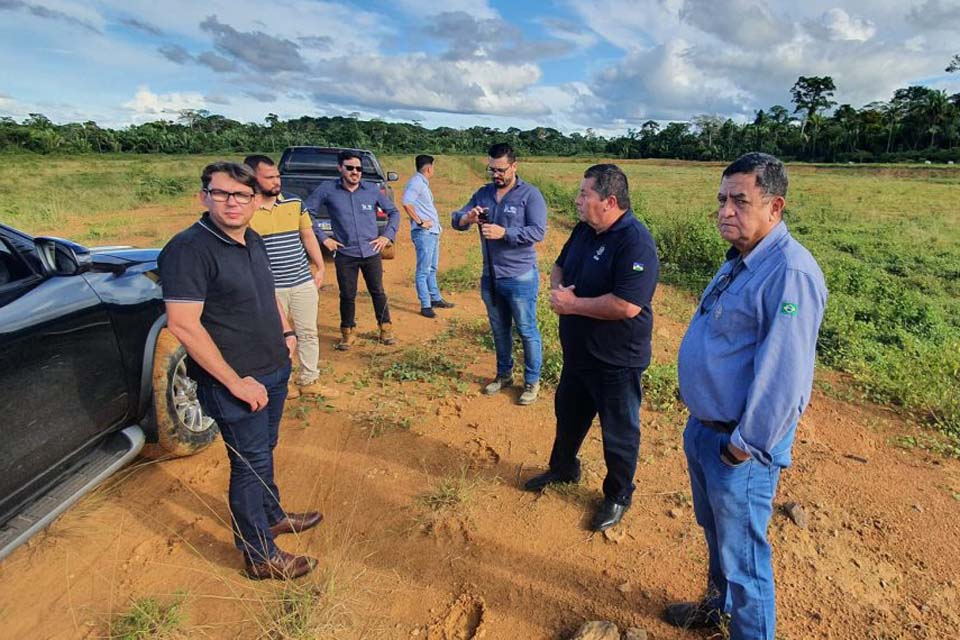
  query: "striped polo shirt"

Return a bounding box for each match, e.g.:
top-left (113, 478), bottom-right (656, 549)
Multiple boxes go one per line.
top-left (249, 193), bottom-right (313, 289)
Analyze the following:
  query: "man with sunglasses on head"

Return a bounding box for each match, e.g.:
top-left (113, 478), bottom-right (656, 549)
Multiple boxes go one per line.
top-left (159, 162), bottom-right (321, 581)
top-left (305, 150), bottom-right (400, 350)
top-left (669, 153), bottom-right (827, 639)
top-left (452, 142), bottom-right (547, 405)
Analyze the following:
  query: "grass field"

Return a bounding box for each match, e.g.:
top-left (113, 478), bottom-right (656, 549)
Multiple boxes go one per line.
top-left (2, 153), bottom-right (957, 441)
top-left (522, 159), bottom-right (960, 440)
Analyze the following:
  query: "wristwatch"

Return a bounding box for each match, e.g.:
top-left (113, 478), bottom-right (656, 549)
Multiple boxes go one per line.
top-left (283, 330), bottom-right (297, 339)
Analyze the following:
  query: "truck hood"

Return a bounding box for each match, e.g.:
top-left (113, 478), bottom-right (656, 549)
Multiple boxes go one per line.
top-left (90, 246), bottom-right (161, 265)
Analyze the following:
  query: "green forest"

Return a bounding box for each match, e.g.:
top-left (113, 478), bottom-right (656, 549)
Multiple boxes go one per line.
top-left (3, 75), bottom-right (960, 163)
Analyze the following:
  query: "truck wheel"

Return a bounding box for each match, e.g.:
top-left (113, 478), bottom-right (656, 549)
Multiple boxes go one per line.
top-left (142, 329), bottom-right (218, 458)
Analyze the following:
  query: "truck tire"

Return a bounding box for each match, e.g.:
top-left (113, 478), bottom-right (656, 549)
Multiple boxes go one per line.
top-left (141, 329), bottom-right (219, 458)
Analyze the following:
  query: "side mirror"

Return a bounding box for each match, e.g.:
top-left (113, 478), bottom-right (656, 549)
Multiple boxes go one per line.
top-left (34, 237), bottom-right (92, 276)
top-left (386, 171), bottom-right (399, 182)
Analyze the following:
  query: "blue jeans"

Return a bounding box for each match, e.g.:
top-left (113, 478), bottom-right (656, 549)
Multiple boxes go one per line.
top-left (480, 267), bottom-right (542, 384)
top-left (683, 416), bottom-right (794, 640)
top-left (197, 362), bottom-right (291, 564)
top-left (549, 366), bottom-right (643, 504)
top-left (410, 228), bottom-right (441, 307)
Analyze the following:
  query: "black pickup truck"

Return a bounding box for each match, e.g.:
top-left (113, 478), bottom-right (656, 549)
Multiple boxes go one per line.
top-left (277, 146), bottom-right (400, 258)
top-left (0, 223), bottom-right (217, 560)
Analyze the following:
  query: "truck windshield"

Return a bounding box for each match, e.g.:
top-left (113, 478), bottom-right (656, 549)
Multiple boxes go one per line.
top-left (283, 149), bottom-right (378, 177)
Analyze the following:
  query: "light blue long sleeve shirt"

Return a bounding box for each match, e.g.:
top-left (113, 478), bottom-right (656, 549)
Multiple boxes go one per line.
top-left (402, 171), bottom-right (440, 235)
top-left (677, 222), bottom-right (827, 466)
top-left (451, 177), bottom-right (547, 279)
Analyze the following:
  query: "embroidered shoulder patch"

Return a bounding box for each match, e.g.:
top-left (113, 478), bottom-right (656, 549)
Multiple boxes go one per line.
top-left (632, 262), bottom-right (644, 272)
top-left (780, 302), bottom-right (798, 317)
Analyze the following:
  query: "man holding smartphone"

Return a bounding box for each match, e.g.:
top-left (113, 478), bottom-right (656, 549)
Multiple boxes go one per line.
top-left (452, 143), bottom-right (547, 405)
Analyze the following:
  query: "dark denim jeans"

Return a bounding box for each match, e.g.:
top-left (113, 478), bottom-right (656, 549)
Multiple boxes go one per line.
top-left (683, 416), bottom-right (794, 640)
top-left (196, 362), bottom-right (291, 564)
top-left (549, 365), bottom-right (643, 504)
top-left (334, 253), bottom-right (391, 328)
top-left (480, 266), bottom-right (542, 384)
top-left (410, 228), bottom-right (441, 308)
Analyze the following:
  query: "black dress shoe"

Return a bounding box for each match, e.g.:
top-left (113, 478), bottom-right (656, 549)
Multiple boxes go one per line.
top-left (663, 601), bottom-right (725, 629)
top-left (590, 499), bottom-right (628, 531)
top-left (421, 306), bottom-right (436, 318)
top-left (522, 469), bottom-right (580, 492)
top-left (431, 298), bottom-right (455, 309)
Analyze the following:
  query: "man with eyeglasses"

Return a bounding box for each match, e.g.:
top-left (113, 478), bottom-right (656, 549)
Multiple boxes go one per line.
top-left (159, 162), bottom-right (321, 580)
top-left (306, 150), bottom-right (400, 350)
top-left (452, 142), bottom-right (547, 405)
top-left (669, 153), bottom-right (827, 639)
top-left (524, 164), bottom-right (659, 533)
top-left (244, 154), bottom-right (339, 401)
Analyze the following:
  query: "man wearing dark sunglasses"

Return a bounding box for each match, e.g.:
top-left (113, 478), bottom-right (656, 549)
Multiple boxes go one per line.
top-left (670, 153), bottom-right (827, 639)
top-left (452, 142), bottom-right (547, 405)
top-left (305, 150), bottom-right (400, 349)
top-left (159, 162), bottom-right (321, 580)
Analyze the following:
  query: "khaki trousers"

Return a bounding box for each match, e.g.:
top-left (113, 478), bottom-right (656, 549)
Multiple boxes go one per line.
top-left (276, 280), bottom-right (320, 385)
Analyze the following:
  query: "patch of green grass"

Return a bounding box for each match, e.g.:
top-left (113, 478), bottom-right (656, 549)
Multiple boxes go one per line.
top-left (107, 593), bottom-right (186, 640)
top-left (523, 161), bottom-right (960, 440)
top-left (382, 347), bottom-right (463, 383)
top-left (643, 363), bottom-right (683, 413)
top-left (354, 399), bottom-right (414, 437)
top-left (438, 258), bottom-right (481, 293)
top-left (416, 470), bottom-right (479, 513)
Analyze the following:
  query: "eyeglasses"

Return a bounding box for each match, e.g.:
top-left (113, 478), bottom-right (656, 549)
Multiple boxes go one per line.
top-left (486, 166), bottom-right (512, 175)
top-left (700, 258), bottom-right (745, 315)
top-left (342, 165), bottom-right (363, 173)
top-left (203, 188), bottom-right (255, 204)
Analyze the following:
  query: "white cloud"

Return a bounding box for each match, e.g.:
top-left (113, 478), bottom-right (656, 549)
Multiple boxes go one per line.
top-left (121, 86), bottom-right (207, 118)
top-left (817, 8), bottom-right (876, 41)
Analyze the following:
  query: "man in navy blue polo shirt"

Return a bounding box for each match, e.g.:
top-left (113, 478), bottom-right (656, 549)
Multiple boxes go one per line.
top-left (668, 153), bottom-right (827, 639)
top-left (452, 143), bottom-right (547, 405)
top-left (305, 150), bottom-right (400, 350)
top-left (159, 162), bottom-right (322, 580)
top-left (523, 164), bottom-right (659, 532)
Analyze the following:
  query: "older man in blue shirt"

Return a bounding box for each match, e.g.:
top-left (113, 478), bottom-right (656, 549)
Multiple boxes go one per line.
top-left (305, 150), bottom-right (400, 350)
top-left (669, 153), bottom-right (827, 639)
top-left (452, 143), bottom-right (547, 405)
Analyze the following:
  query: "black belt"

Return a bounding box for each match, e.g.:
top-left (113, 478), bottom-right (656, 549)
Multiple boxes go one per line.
top-left (700, 419), bottom-right (737, 434)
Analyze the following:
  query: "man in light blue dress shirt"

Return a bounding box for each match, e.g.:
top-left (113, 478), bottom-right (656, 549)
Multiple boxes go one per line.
top-left (669, 153), bottom-right (827, 640)
top-left (402, 154), bottom-right (454, 318)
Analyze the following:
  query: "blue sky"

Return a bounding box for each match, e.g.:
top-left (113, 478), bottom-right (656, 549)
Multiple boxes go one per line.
top-left (1, 0), bottom-right (958, 135)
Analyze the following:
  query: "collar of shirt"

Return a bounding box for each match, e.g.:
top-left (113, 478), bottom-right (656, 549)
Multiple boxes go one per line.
top-left (735, 220), bottom-right (789, 272)
top-left (198, 211), bottom-right (254, 246)
top-left (336, 179), bottom-right (373, 193)
top-left (593, 210), bottom-right (633, 236)
top-left (483, 175), bottom-right (529, 200)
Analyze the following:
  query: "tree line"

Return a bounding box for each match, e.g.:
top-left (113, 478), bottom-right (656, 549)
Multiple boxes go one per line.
top-left (2, 75), bottom-right (959, 163)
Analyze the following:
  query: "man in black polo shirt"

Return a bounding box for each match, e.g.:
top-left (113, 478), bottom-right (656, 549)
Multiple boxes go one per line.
top-left (159, 162), bottom-right (321, 580)
top-left (523, 164), bottom-right (660, 532)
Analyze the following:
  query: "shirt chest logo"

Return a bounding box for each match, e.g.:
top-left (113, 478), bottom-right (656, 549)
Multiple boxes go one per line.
top-left (361, 204), bottom-right (374, 211)
top-left (593, 245), bottom-right (606, 261)
top-left (505, 205), bottom-right (518, 214)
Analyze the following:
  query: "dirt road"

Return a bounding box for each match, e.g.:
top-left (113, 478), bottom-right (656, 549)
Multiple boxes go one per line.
top-left (1, 163), bottom-right (958, 639)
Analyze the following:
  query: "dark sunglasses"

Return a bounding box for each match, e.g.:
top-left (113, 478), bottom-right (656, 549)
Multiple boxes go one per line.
top-left (342, 165), bottom-right (363, 172)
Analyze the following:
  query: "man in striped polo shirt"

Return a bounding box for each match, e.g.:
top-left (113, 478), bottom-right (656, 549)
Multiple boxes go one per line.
top-left (245, 155), bottom-right (339, 399)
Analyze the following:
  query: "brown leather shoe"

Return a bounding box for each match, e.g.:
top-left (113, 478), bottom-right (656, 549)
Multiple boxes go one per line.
top-left (298, 381), bottom-right (341, 399)
top-left (269, 511), bottom-right (323, 537)
top-left (336, 327), bottom-right (356, 351)
top-left (245, 549), bottom-right (318, 580)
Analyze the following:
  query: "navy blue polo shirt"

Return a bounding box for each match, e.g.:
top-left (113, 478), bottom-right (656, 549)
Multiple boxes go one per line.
top-left (158, 213), bottom-right (289, 383)
top-left (555, 211), bottom-right (660, 369)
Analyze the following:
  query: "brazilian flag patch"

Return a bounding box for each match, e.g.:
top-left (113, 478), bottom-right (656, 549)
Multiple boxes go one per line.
top-left (632, 262), bottom-right (645, 272)
top-left (780, 302), bottom-right (798, 317)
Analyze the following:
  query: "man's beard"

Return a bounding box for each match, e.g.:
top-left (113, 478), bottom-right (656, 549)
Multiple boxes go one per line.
top-left (262, 186), bottom-right (282, 197)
